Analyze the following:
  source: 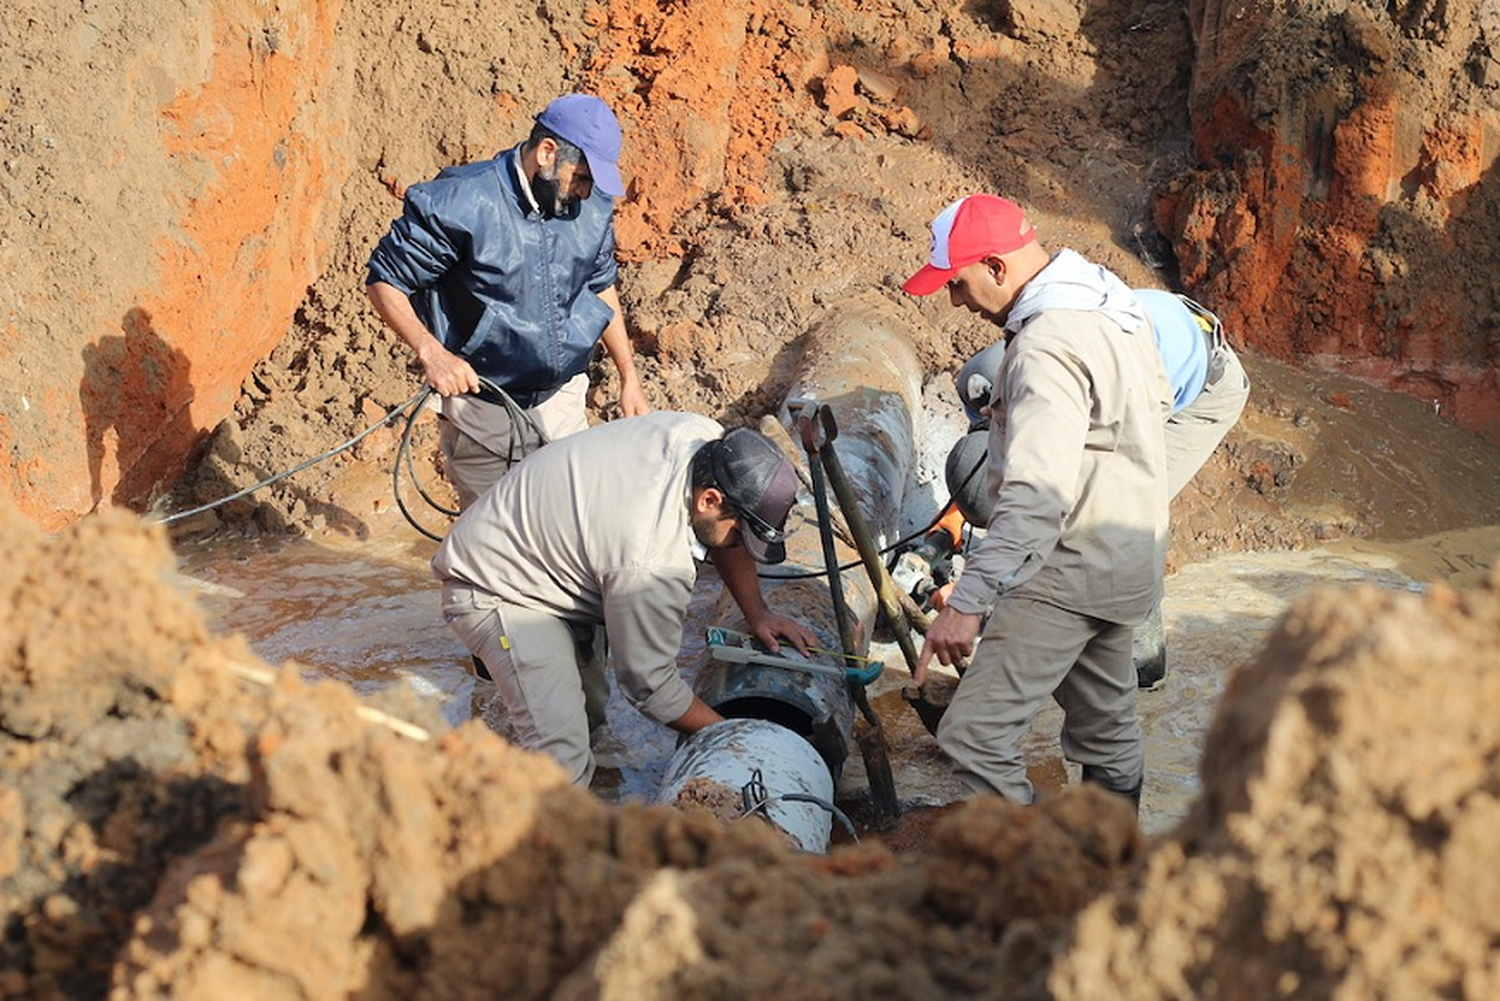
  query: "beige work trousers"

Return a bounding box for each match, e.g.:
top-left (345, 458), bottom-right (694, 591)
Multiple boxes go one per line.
top-left (937, 595), bottom-right (1142, 804)
top-left (439, 372), bottom-right (591, 510)
top-left (440, 582), bottom-right (608, 786)
top-left (1164, 341), bottom-right (1250, 499)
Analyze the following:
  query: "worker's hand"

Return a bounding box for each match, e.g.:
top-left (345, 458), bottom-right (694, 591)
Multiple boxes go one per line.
top-left (418, 343), bottom-right (481, 397)
top-left (747, 612), bottom-right (816, 657)
top-left (913, 606), bottom-right (980, 686)
top-left (928, 580), bottom-right (956, 611)
top-left (616, 373), bottom-right (651, 418)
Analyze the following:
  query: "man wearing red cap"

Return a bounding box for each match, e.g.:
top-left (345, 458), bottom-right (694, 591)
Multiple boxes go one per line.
top-left (905, 194), bottom-right (1172, 811)
top-left (366, 94), bottom-right (649, 509)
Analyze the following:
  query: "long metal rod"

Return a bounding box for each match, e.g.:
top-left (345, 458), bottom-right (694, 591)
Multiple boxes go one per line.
top-left (803, 432), bottom-right (858, 660)
top-left (816, 417), bottom-right (921, 675)
top-left (798, 406), bottom-right (900, 827)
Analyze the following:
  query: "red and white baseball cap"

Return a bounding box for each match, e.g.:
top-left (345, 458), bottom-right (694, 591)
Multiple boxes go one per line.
top-left (902, 194), bottom-right (1037, 296)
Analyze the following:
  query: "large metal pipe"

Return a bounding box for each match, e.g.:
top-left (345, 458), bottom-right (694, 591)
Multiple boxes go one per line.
top-left (655, 295), bottom-right (925, 851)
top-left (656, 718), bottom-right (836, 852)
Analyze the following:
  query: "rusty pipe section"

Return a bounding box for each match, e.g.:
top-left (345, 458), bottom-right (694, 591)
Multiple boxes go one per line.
top-left (656, 295), bottom-right (925, 851)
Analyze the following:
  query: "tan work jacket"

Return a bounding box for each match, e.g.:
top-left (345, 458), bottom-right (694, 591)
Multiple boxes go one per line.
top-left (947, 308), bottom-right (1171, 624)
top-left (431, 412), bottom-right (722, 725)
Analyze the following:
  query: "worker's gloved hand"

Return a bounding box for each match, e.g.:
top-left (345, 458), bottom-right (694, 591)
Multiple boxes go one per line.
top-left (746, 612), bottom-right (816, 657)
top-left (913, 606), bottom-right (981, 686)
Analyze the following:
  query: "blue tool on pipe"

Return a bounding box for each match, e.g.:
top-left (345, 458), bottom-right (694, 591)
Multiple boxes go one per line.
top-left (706, 627), bottom-right (885, 686)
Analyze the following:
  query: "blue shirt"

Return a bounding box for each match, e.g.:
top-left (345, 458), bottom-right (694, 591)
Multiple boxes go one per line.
top-left (1137, 289), bottom-right (1209, 413)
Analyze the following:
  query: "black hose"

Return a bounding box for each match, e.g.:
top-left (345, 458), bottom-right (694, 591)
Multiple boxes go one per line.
top-left (399, 387), bottom-right (459, 518)
top-left (156, 390), bottom-right (425, 527)
top-left (390, 376), bottom-right (552, 541)
top-left (755, 446), bottom-right (985, 581)
top-left (391, 388), bottom-right (449, 542)
top-left (741, 791), bottom-right (860, 845)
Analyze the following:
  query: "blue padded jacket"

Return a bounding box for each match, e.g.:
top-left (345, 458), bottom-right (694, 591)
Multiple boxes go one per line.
top-left (366, 146), bottom-right (619, 407)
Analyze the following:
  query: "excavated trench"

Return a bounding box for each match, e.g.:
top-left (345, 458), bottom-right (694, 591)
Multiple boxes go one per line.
top-left (5, 297), bottom-right (1496, 997)
top-left (7, 0), bottom-right (1500, 994)
top-left (165, 300), bottom-right (1500, 848)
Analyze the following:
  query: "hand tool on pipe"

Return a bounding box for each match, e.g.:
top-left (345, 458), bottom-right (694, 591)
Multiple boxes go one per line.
top-left (706, 627), bottom-right (885, 685)
top-left (792, 400), bottom-right (900, 826)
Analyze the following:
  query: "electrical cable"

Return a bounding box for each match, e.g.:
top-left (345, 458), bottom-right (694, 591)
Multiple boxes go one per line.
top-left (739, 767), bottom-right (860, 845)
top-left (779, 793), bottom-right (860, 843)
top-left (156, 389), bottom-right (426, 527)
top-left (390, 375), bottom-right (550, 540)
top-left (755, 445), bottom-right (986, 581)
top-left (156, 373), bottom-right (549, 537)
top-left (391, 388), bottom-right (449, 542)
top-left (399, 387), bottom-right (458, 518)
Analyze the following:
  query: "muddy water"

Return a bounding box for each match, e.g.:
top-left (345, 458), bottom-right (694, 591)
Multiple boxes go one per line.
top-left (174, 524), bottom-right (1497, 840)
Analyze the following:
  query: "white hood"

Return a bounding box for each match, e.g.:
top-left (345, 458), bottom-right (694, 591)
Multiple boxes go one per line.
top-left (1005, 248), bottom-right (1147, 336)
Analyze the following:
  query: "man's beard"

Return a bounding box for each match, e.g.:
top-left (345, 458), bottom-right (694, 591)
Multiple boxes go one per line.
top-left (531, 162), bottom-right (578, 219)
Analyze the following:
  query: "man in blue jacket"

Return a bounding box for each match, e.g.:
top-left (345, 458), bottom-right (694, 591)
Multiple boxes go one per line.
top-left (366, 94), bottom-right (649, 509)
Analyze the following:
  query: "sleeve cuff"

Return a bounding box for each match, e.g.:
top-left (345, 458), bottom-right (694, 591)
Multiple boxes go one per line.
top-left (635, 677), bottom-right (694, 727)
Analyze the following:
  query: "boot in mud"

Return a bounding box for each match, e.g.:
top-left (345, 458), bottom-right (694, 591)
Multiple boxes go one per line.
top-left (1133, 599), bottom-right (1167, 691)
top-left (1081, 765), bottom-right (1142, 816)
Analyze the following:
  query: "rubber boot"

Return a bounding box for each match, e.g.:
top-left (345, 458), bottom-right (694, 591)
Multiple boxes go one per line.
top-left (1132, 599), bottom-right (1167, 691)
top-left (1081, 765), bottom-right (1142, 816)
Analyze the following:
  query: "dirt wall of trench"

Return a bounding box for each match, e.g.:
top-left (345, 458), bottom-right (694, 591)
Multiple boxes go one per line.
top-left (1161, 0), bottom-right (1500, 441)
top-left (0, 0), bottom-right (345, 530)
top-left (7, 0), bottom-right (1500, 533)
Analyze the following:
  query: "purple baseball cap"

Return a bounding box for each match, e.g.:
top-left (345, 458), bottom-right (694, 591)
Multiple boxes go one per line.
top-left (535, 93), bottom-right (625, 198)
top-left (708, 428), bottom-right (799, 564)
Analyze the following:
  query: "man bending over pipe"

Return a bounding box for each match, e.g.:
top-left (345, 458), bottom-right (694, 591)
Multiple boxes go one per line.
top-left (902, 194), bottom-right (1172, 810)
top-left (432, 412), bottom-right (816, 786)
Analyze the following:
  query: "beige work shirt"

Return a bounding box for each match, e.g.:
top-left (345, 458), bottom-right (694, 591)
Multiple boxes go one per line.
top-left (432, 412), bottom-right (723, 725)
top-left (947, 308), bottom-right (1171, 624)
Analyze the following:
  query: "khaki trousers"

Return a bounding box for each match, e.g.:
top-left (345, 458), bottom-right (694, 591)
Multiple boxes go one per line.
top-left (1164, 342), bottom-right (1250, 499)
top-left (937, 595), bottom-right (1143, 803)
top-left (440, 583), bottom-right (608, 786)
top-left (439, 372), bottom-right (591, 510)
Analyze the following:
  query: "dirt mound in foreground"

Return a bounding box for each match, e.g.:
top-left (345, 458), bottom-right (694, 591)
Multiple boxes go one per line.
top-left (7, 504), bottom-right (1499, 998)
top-left (1053, 564), bottom-right (1500, 999)
top-left (1, 503), bottom-right (1139, 999)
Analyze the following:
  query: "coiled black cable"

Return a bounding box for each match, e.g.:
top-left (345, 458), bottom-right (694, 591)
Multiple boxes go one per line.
top-left (392, 376), bottom-right (550, 541)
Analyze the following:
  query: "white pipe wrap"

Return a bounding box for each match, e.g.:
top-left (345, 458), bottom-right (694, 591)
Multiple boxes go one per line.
top-left (655, 718), bottom-right (836, 853)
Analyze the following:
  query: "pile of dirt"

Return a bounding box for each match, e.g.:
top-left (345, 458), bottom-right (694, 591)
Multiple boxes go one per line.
top-left (8, 450), bottom-right (1500, 997)
top-left (1052, 562), bottom-right (1500, 999)
top-left (0, 508), bottom-right (261, 997)
top-left (2, 485), bottom-right (1143, 999)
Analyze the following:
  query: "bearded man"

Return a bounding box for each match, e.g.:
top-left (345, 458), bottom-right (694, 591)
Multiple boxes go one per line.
top-left (432, 414), bottom-right (815, 786)
top-left (366, 94), bottom-right (649, 509)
